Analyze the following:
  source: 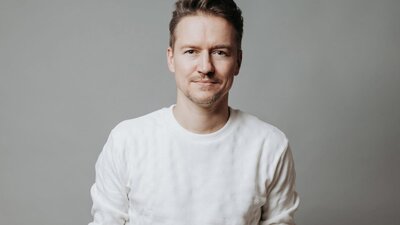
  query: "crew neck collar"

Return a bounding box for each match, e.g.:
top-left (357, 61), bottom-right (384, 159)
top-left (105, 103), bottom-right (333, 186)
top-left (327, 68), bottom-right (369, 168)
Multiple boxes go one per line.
top-left (166, 104), bottom-right (236, 142)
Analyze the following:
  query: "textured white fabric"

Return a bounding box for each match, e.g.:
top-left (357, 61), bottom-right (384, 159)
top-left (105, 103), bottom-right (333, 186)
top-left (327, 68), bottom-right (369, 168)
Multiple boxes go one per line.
top-left (89, 106), bottom-right (299, 225)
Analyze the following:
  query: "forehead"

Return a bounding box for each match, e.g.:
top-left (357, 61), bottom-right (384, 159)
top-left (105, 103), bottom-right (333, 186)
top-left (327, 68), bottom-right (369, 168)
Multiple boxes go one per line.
top-left (174, 14), bottom-right (237, 48)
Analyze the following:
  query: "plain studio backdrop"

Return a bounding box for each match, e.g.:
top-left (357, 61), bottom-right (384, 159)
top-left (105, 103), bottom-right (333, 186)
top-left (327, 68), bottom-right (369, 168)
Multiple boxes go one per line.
top-left (1, 0), bottom-right (399, 224)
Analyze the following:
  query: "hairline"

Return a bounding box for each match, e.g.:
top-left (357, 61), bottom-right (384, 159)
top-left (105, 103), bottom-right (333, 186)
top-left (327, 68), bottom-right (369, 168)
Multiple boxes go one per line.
top-left (170, 11), bottom-right (242, 51)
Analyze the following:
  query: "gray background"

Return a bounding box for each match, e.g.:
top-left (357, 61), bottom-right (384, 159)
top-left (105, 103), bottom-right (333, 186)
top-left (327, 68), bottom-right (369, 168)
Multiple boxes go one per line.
top-left (1, 0), bottom-right (399, 224)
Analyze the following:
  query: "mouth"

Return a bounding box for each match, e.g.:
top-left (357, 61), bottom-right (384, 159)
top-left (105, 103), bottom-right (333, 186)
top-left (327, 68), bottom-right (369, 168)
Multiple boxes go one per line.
top-left (192, 79), bottom-right (220, 84)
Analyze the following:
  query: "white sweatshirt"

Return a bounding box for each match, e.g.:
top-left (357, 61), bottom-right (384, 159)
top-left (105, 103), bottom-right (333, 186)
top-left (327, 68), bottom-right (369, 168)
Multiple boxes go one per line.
top-left (89, 106), bottom-right (299, 225)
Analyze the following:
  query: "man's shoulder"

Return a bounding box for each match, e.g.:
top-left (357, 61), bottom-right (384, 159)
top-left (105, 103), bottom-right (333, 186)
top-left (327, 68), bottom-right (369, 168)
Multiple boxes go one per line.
top-left (110, 106), bottom-right (169, 137)
top-left (234, 109), bottom-right (288, 145)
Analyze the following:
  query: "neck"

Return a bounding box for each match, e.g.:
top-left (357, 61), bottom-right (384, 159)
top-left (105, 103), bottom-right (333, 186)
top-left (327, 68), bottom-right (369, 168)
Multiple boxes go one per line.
top-left (173, 97), bottom-right (230, 134)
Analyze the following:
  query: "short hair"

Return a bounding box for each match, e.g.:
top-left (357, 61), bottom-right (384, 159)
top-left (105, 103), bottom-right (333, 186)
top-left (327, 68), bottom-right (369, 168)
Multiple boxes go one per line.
top-left (169, 0), bottom-right (243, 49)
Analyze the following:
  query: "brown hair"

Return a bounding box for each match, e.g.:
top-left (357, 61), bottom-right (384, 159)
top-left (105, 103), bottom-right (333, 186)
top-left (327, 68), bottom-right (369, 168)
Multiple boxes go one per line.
top-left (169, 0), bottom-right (243, 49)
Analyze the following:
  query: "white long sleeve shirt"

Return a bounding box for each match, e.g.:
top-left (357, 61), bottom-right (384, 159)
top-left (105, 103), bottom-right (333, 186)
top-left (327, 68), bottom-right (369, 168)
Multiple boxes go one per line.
top-left (89, 106), bottom-right (299, 225)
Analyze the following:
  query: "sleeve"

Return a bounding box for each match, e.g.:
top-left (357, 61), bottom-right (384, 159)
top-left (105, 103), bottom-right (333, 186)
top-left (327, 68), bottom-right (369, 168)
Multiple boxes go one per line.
top-left (260, 145), bottom-right (300, 225)
top-left (88, 130), bottom-right (130, 225)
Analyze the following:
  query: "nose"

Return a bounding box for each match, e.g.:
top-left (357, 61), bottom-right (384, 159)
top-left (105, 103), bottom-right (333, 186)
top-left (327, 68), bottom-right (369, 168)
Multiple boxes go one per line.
top-left (197, 52), bottom-right (214, 76)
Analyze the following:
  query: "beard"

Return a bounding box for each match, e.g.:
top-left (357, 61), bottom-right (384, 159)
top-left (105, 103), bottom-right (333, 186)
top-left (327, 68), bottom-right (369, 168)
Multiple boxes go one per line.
top-left (188, 94), bottom-right (218, 106)
top-left (176, 74), bottom-right (232, 107)
top-left (185, 89), bottom-right (225, 107)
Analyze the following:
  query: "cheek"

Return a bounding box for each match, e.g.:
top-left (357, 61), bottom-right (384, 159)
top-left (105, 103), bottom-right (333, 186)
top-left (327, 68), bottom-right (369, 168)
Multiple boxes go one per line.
top-left (218, 65), bottom-right (236, 89)
top-left (175, 56), bottom-right (196, 73)
top-left (225, 77), bottom-right (235, 90)
top-left (216, 63), bottom-right (237, 79)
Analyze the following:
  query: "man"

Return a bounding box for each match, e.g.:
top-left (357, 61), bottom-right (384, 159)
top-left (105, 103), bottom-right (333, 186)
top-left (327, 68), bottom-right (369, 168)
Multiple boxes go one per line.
top-left (89, 0), bottom-right (299, 224)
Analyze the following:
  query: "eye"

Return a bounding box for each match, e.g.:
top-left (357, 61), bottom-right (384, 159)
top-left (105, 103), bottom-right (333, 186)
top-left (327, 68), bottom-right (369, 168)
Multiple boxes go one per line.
top-left (213, 50), bottom-right (228, 56)
top-left (184, 49), bottom-right (196, 54)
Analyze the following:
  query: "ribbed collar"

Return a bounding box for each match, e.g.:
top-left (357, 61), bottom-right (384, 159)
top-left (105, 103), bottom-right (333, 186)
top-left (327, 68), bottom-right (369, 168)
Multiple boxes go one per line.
top-left (164, 104), bottom-right (237, 142)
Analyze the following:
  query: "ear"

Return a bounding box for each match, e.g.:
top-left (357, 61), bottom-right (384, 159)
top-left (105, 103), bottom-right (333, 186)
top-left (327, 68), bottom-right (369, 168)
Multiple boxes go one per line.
top-left (234, 49), bottom-right (242, 76)
top-left (167, 47), bottom-right (175, 73)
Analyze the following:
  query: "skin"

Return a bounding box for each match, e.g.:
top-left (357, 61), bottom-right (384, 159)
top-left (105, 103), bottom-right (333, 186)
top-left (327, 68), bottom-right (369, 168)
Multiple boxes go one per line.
top-left (167, 13), bottom-right (242, 134)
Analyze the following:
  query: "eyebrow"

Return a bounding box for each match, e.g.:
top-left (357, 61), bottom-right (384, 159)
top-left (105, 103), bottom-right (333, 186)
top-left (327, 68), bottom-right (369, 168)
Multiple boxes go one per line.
top-left (179, 44), bottom-right (234, 51)
top-left (211, 44), bottom-right (233, 50)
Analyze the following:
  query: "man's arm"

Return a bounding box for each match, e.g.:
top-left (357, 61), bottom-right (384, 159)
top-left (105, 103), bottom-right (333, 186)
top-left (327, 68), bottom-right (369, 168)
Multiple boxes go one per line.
top-left (260, 145), bottom-right (300, 225)
top-left (89, 131), bottom-right (130, 225)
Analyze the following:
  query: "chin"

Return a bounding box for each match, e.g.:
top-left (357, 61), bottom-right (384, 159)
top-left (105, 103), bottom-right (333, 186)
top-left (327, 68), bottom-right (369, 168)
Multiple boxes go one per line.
top-left (188, 93), bottom-right (222, 106)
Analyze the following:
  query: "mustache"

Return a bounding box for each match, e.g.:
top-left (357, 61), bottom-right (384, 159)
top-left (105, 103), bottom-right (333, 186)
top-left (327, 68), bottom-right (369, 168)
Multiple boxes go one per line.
top-left (191, 76), bottom-right (221, 83)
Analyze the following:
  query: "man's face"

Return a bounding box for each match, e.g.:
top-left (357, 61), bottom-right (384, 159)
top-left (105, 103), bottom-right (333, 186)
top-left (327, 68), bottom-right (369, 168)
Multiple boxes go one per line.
top-left (167, 14), bottom-right (242, 107)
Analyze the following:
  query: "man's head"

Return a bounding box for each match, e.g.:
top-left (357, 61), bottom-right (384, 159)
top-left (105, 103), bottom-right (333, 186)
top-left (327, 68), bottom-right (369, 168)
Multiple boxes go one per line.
top-left (169, 0), bottom-right (243, 50)
top-left (167, 0), bottom-right (243, 108)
